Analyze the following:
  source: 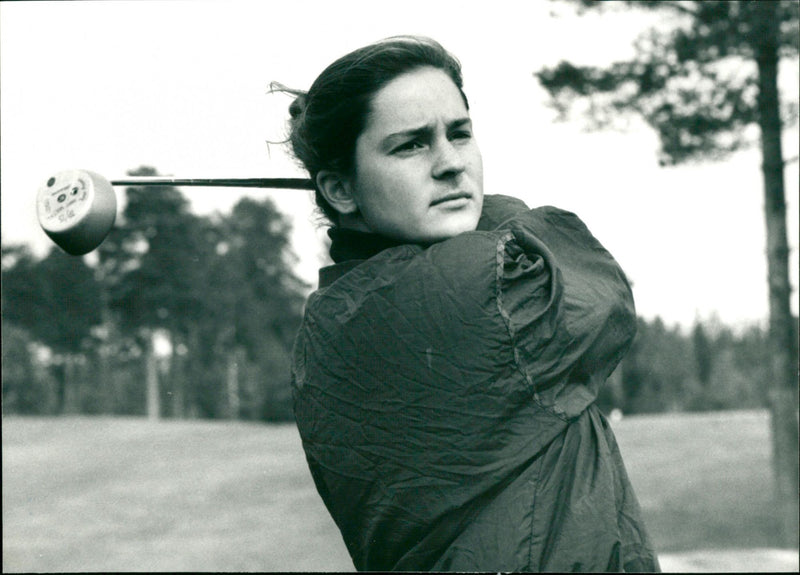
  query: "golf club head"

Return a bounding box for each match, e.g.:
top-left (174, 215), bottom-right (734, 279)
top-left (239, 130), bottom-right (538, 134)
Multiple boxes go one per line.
top-left (36, 169), bottom-right (117, 255)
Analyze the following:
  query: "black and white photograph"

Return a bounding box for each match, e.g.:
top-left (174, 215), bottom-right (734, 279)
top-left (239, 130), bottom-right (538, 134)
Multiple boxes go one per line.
top-left (2, 1), bottom-right (798, 572)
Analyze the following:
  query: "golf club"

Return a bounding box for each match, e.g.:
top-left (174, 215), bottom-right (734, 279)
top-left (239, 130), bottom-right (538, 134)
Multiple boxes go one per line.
top-left (36, 169), bottom-right (314, 256)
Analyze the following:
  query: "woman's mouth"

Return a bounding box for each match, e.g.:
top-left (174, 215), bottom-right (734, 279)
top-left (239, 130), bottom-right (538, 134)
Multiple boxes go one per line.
top-left (430, 192), bottom-right (471, 207)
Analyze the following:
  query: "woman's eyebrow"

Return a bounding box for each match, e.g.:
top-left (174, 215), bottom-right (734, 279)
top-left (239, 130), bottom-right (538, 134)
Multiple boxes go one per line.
top-left (381, 125), bottom-right (434, 148)
top-left (448, 117), bottom-right (473, 131)
top-left (380, 117), bottom-right (472, 149)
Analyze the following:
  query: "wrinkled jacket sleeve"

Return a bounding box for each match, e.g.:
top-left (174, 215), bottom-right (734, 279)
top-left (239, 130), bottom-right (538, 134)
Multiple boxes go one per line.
top-left (482, 197), bottom-right (636, 418)
top-left (291, 198), bottom-right (638, 571)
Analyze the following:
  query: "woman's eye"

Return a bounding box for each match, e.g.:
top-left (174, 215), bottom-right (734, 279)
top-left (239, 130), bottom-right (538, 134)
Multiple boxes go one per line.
top-left (393, 140), bottom-right (424, 154)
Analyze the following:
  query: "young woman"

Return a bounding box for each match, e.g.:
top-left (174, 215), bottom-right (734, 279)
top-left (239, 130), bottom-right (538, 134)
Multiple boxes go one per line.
top-left (286, 36), bottom-right (660, 572)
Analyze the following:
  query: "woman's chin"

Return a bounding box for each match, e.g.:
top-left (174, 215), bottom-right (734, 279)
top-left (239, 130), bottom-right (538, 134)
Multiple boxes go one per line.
top-left (424, 216), bottom-right (482, 243)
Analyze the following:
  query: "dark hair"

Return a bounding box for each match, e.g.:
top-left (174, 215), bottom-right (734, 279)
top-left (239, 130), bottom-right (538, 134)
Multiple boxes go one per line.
top-left (283, 35), bottom-right (468, 225)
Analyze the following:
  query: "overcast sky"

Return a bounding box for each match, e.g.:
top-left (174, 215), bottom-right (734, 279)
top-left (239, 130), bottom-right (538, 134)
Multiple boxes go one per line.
top-left (2, 0), bottom-right (798, 329)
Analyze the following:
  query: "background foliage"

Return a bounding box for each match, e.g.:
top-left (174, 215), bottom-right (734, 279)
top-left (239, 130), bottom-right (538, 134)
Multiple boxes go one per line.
top-left (2, 167), bottom-right (307, 422)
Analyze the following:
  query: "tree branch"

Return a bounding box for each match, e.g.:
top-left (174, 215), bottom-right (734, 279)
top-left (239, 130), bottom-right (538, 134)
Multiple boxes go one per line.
top-left (629, 0), bottom-right (698, 17)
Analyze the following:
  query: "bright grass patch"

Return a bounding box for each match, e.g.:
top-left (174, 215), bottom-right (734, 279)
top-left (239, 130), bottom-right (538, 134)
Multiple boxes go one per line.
top-left (2, 410), bottom-right (796, 572)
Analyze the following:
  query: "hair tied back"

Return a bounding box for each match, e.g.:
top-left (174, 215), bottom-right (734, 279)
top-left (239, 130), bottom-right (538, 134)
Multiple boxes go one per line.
top-left (268, 81), bottom-right (308, 120)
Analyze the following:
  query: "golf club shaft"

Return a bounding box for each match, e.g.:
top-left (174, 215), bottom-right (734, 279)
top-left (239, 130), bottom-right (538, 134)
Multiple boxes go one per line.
top-left (110, 177), bottom-right (314, 190)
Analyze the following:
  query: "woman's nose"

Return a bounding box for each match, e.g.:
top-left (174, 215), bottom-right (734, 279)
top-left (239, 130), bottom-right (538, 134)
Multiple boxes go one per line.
top-left (432, 140), bottom-right (466, 179)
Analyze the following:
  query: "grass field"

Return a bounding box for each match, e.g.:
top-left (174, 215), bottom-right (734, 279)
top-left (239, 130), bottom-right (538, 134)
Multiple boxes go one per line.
top-left (2, 410), bottom-right (798, 572)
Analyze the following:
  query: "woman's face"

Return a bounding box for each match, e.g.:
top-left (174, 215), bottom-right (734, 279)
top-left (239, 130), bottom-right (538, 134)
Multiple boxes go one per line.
top-left (344, 66), bottom-right (484, 243)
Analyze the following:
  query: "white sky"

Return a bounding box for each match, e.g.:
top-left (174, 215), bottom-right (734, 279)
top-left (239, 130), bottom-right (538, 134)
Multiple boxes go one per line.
top-left (2, 0), bottom-right (798, 330)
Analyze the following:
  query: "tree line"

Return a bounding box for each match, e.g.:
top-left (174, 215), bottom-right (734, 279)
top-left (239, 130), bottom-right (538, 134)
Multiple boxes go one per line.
top-left (596, 314), bottom-right (797, 417)
top-left (3, 166), bottom-right (308, 422)
top-left (2, 167), bottom-right (793, 421)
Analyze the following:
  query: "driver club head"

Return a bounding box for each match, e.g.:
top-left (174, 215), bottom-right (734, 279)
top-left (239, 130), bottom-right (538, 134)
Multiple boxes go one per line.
top-left (36, 169), bottom-right (117, 255)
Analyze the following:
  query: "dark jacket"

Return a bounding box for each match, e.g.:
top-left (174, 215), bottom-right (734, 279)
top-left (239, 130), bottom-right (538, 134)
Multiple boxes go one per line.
top-left (291, 195), bottom-right (660, 571)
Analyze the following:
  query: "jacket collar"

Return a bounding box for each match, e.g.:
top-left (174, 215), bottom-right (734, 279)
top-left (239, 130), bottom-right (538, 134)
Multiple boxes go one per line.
top-left (328, 227), bottom-right (406, 263)
top-left (319, 227), bottom-right (407, 288)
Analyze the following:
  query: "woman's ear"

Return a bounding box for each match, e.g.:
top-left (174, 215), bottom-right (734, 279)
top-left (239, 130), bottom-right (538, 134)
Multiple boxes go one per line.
top-left (316, 171), bottom-right (358, 215)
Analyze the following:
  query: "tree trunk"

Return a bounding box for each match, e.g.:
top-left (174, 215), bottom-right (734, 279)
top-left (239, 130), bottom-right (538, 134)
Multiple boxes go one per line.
top-left (145, 334), bottom-right (160, 420)
top-left (754, 1), bottom-right (799, 547)
top-left (169, 332), bottom-right (185, 419)
top-left (58, 355), bottom-right (80, 414)
top-left (95, 346), bottom-right (114, 414)
top-left (54, 360), bottom-right (67, 414)
top-left (226, 348), bottom-right (241, 419)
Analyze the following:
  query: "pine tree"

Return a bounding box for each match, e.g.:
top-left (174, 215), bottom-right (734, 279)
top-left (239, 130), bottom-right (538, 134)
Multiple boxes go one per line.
top-left (536, 0), bottom-right (799, 545)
